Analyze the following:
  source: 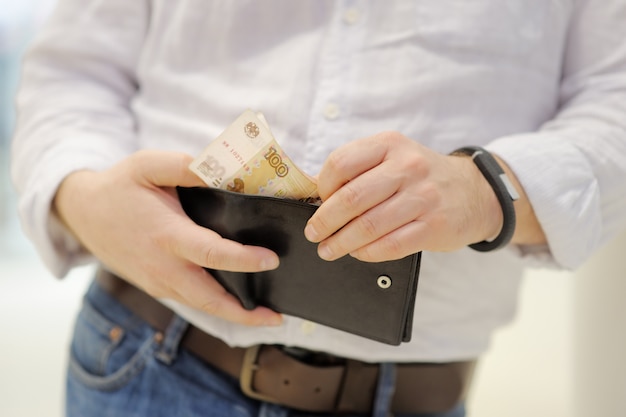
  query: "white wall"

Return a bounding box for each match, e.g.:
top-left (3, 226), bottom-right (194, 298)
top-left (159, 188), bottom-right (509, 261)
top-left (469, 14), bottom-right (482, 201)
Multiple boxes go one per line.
top-left (573, 231), bottom-right (626, 417)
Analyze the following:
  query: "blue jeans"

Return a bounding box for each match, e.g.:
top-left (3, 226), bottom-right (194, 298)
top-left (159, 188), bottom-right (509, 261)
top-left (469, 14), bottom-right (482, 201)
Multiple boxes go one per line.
top-left (66, 281), bottom-right (465, 417)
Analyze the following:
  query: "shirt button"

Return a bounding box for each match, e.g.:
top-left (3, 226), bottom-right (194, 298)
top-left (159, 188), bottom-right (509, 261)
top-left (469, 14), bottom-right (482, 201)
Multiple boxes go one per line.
top-left (343, 8), bottom-right (361, 25)
top-left (323, 103), bottom-right (340, 120)
top-left (300, 320), bottom-right (317, 335)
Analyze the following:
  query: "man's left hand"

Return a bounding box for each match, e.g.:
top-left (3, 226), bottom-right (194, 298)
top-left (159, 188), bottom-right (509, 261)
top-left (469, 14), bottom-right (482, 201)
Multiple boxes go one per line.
top-left (304, 131), bottom-right (503, 262)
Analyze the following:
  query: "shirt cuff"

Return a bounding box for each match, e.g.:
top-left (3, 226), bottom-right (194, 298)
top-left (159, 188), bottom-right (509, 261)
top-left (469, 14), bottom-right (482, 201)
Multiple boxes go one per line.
top-left (15, 134), bottom-right (131, 278)
top-left (486, 132), bottom-right (601, 270)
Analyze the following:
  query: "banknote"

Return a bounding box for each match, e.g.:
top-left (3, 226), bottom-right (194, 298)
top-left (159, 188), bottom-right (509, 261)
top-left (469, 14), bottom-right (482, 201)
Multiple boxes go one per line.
top-left (190, 110), bottom-right (319, 200)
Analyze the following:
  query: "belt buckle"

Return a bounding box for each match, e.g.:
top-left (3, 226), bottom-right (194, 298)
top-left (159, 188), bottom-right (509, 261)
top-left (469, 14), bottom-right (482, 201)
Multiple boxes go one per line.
top-left (239, 345), bottom-right (277, 403)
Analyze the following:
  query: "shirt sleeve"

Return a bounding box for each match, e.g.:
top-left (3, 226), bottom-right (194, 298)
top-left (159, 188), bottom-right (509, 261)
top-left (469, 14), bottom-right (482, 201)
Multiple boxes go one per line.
top-left (10, 0), bottom-right (149, 277)
top-left (486, 0), bottom-right (626, 270)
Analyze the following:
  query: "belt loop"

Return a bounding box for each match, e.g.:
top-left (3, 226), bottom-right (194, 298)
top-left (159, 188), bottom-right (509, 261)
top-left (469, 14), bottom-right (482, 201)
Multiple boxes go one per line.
top-left (372, 363), bottom-right (397, 417)
top-left (155, 315), bottom-right (189, 365)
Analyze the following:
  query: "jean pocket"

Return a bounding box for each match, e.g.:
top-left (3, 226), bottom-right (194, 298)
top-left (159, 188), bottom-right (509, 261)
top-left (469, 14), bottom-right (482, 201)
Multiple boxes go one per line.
top-left (68, 298), bottom-right (157, 391)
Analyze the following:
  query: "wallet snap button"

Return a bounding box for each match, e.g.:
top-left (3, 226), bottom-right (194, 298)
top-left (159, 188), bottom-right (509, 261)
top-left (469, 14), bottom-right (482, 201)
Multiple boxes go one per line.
top-left (377, 275), bottom-right (392, 289)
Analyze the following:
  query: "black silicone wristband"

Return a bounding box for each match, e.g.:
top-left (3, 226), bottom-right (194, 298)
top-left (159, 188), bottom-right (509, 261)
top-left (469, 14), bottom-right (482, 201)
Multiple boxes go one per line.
top-left (453, 146), bottom-right (519, 252)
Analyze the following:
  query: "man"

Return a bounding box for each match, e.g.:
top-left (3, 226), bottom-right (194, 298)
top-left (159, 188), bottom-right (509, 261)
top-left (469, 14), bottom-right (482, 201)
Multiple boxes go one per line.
top-left (11, 1), bottom-right (626, 416)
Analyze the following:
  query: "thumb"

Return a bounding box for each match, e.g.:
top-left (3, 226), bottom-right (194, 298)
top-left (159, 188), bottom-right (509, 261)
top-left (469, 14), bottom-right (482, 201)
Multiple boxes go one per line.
top-left (130, 150), bottom-right (206, 188)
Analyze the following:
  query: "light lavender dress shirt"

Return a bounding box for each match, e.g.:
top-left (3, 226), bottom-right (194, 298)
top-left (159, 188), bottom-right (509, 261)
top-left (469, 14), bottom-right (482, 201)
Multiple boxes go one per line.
top-left (11, 0), bottom-right (626, 361)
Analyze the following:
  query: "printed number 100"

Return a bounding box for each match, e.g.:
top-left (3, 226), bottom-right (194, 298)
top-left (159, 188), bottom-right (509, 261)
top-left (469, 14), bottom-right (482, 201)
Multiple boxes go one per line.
top-left (264, 146), bottom-right (289, 177)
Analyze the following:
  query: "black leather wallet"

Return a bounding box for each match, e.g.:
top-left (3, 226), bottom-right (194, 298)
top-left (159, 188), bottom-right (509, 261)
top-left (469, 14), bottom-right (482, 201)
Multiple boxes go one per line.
top-left (177, 187), bottom-right (421, 345)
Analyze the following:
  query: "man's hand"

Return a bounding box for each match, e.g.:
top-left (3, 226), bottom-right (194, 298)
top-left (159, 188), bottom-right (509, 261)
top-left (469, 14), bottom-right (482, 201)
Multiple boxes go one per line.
top-left (304, 132), bottom-right (506, 262)
top-left (54, 150), bottom-right (283, 326)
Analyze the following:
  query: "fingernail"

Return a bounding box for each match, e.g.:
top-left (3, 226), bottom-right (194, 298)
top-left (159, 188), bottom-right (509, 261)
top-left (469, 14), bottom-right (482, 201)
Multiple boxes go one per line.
top-left (261, 256), bottom-right (280, 270)
top-left (304, 223), bottom-right (319, 242)
top-left (318, 244), bottom-right (334, 260)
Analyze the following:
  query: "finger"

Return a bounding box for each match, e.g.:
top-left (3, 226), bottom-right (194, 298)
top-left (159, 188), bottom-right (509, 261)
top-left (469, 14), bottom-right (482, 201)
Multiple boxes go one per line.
top-left (165, 220), bottom-right (280, 272)
top-left (349, 220), bottom-right (431, 263)
top-left (304, 163), bottom-right (398, 243)
top-left (174, 266), bottom-right (283, 326)
top-left (349, 208), bottom-right (468, 262)
top-left (317, 133), bottom-right (390, 201)
top-left (130, 150), bottom-right (206, 188)
top-left (316, 191), bottom-right (427, 260)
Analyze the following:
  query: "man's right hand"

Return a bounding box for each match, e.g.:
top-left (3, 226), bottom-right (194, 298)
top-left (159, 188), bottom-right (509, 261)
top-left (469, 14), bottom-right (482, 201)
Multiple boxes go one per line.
top-left (53, 150), bottom-right (283, 327)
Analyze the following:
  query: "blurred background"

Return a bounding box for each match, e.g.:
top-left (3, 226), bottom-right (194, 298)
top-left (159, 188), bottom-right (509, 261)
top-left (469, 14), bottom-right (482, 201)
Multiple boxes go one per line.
top-left (1, 2), bottom-right (624, 416)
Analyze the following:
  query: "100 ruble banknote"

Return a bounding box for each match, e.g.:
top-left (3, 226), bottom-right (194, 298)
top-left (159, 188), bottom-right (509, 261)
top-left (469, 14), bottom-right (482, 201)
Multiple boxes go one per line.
top-left (189, 110), bottom-right (319, 200)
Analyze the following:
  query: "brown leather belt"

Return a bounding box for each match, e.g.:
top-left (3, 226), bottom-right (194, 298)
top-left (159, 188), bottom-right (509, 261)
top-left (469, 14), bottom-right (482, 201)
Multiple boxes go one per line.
top-left (96, 268), bottom-right (475, 414)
